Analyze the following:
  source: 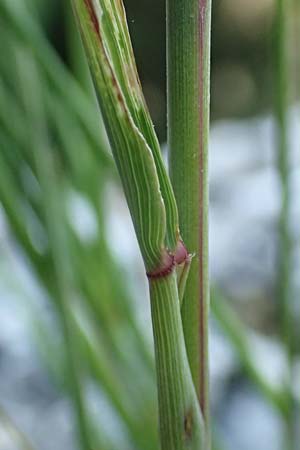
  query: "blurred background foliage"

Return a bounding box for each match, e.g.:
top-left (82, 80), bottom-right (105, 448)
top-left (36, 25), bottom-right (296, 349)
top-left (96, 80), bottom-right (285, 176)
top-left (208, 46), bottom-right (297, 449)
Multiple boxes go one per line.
top-left (0, 0), bottom-right (299, 449)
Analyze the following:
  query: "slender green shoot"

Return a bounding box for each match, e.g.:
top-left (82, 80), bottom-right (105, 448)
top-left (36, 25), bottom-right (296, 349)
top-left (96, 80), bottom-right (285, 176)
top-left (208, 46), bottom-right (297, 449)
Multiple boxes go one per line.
top-left (168, 1), bottom-right (212, 446)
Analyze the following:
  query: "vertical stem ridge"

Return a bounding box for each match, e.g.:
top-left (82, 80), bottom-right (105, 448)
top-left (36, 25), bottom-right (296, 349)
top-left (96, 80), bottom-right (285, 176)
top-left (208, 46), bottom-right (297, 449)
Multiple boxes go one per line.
top-left (167, 0), bottom-right (212, 444)
top-left (198, 3), bottom-right (210, 424)
top-left (274, 0), bottom-right (294, 447)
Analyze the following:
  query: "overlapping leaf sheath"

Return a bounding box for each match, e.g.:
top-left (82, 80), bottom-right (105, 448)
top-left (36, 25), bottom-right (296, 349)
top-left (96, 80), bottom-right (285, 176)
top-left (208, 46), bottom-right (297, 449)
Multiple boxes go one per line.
top-left (71, 0), bottom-right (179, 271)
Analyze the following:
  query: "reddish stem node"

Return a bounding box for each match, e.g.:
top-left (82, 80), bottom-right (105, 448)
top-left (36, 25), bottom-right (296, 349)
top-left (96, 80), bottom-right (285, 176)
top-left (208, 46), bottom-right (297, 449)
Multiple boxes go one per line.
top-left (146, 251), bottom-right (175, 280)
top-left (147, 240), bottom-right (190, 280)
top-left (174, 239), bottom-right (189, 265)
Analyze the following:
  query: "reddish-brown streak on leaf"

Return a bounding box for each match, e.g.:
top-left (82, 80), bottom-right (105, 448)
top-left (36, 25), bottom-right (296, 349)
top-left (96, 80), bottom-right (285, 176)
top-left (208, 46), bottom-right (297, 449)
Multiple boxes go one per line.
top-left (82, 1), bottom-right (127, 116)
top-left (84, 0), bottom-right (100, 36)
top-left (111, 75), bottom-right (124, 104)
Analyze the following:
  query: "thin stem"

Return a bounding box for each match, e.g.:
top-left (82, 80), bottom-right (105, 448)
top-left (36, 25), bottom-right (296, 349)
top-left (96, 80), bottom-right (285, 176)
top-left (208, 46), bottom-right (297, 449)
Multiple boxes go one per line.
top-left (149, 273), bottom-right (205, 450)
top-left (167, 0), bottom-right (212, 443)
top-left (274, 0), bottom-right (294, 447)
top-left (275, 1), bottom-right (291, 351)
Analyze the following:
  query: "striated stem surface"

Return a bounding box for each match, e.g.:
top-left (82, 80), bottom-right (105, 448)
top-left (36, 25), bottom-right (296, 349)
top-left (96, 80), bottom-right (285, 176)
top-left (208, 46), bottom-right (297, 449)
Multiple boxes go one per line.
top-left (167, 0), bottom-right (212, 444)
top-left (150, 272), bottom-right (204, 450)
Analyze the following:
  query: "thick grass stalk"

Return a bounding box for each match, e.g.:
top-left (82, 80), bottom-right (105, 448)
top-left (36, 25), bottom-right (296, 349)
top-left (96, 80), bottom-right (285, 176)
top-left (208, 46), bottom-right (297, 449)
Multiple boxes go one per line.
top-left (150, 273), bottom-right (205, 449)
top-left (167, 0), bottom-right (212, 440)
top-left (71, 1), bottom-right (205, 448)
top-left (71, 0), bottom-right (180, 271)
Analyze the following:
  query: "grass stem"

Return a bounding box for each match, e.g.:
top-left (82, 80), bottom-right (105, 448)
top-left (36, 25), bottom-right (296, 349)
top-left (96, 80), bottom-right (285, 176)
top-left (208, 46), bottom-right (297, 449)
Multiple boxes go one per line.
top-left (168, 1), bottom-right (212, 445)
top-left (274, 0), bottom-right (294, 447)
top-left (150, 273), bottom-right (205, 450)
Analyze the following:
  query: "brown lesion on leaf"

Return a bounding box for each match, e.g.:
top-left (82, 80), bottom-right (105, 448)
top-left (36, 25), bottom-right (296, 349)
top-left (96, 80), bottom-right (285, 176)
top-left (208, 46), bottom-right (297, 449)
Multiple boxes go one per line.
top-left (84, 0), bottom-right (100, 37)
top-left (125, 62), bottom-right (141, 92)
top-left (183, 407), bottom-right (194, 441)
top-left (82, 0), bottom-right (128, 117)
top-left (111, 74), bottom-right (125, 109)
